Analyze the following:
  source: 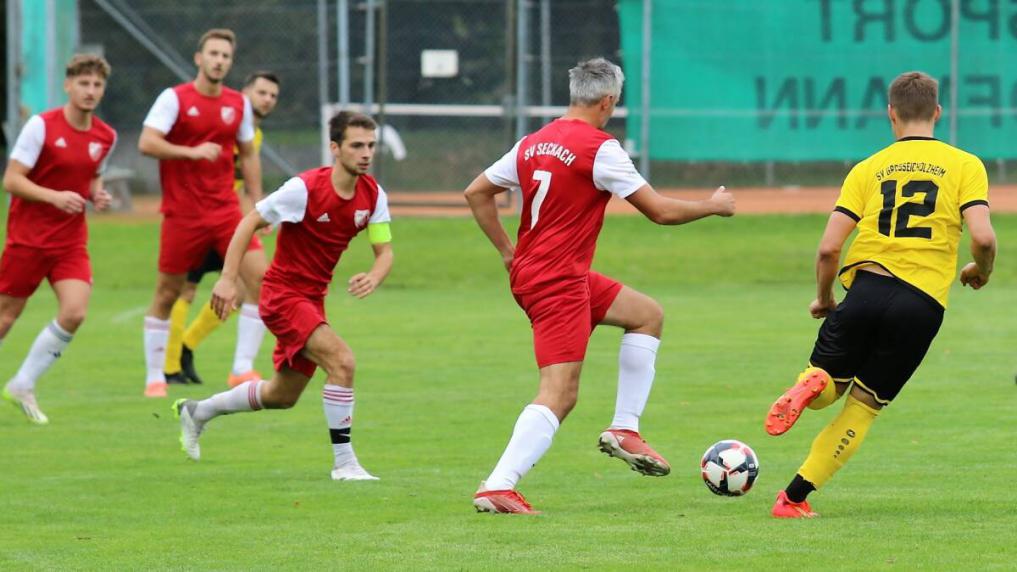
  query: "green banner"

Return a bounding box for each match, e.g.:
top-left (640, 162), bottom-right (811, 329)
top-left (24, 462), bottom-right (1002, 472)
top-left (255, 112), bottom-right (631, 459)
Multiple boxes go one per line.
top-left (619, 0), bottom-right (1017, 161)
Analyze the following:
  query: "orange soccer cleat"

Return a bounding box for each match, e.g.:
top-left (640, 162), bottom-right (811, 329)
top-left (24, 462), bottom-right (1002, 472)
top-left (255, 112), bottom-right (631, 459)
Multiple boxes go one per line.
top-left (597, 428), bottom-right (671, 476)
top-left (227, 370), bottom-right (262, 388)
top-left (765, 368), bottom-right (831, 436)
top-left (144, 382), bottom-right (168, 398)
top-left (771, 490), bottom-right (818, 518)
top-left (473, 484), bottom-right (540, 515)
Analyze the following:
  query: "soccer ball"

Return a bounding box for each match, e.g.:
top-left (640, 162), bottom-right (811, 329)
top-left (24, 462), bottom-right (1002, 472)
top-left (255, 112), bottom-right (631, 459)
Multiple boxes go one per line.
top-left (700, 440), bottom-right (759, 496)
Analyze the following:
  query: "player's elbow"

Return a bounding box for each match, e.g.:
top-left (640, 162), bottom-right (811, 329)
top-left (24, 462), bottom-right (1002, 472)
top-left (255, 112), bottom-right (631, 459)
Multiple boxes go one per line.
top-left (817, 243), bottom-right (841, 261)
top-left (137, 135), bottom-right (155, 157)
top-left (970, 228), bottom-right (997, 253)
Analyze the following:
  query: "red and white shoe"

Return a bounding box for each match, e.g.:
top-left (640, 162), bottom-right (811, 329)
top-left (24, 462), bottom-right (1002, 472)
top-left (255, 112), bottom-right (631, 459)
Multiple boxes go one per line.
top-left (597, 428), bottom-right (671, 476)
top-left (771, 490), bottom-right (818, 518)
top-left (227, 370), bottom-right (261, 389)
top-left (473, 483), bottom-right (539, 515)
top-left (765, 368), bottom-right (831, 436)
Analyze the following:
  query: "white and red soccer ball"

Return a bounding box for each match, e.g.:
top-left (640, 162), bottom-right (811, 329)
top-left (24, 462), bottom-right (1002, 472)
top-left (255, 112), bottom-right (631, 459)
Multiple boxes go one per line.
top-left (700, 440), bottom-right (759, 496)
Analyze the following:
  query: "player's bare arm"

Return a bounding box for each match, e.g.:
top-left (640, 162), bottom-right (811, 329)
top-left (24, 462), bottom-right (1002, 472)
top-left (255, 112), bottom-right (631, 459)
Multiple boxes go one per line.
top-left (464, 173), bottom-right (515, 270)
top-left (811, 211), bottom-right (858, 318)
top-left (626, 185), bottom-right (735, 225)
top-left (348, 242), bottom-right (393, 299)
top-left (211, 209), bottom-right (269, 319)
top-left (2, 159), bottom-right (86, 214)
top-left (959, 204), bottom-right (995, 290)
top-left (237, 138), bottom-right (264, 203)
top-left (138, 126), bottom-right (222, 162)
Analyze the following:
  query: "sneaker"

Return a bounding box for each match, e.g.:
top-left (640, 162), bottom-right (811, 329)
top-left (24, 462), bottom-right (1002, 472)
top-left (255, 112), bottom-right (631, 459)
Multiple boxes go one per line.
top-left (765, 368), bottom-right (831, 436)
top-left (165, 372), bottom-right (188, 385)
top-left (473, 483), bottom-right (539, 514)
top-left (172, 399), bottom-right (203, 461)
top-left (180, 345), bottom-right (204, 385)
top-left (3, 385), bottom-right (49, 425)
top-left (771, 490), bottom-right (818, 518)
top-left (330, 463), bottom-right (380, 481)
top-left (144, 382), bottom-right (168, 398)
top-left (227, 369), bottom-right (261, 389)
top-left (597, 428), bottom-right (671, 476)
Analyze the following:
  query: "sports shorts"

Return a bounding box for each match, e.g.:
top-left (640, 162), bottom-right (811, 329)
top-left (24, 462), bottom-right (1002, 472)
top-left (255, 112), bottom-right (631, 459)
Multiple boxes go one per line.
top-left (809, 270), bottom-right (944, 404)
top-left (0, 244), bottom-right (92, 298)
top-left (158, 213), bottom-right (262, 275)
top-left (260, 284), bottom-right (327, 378)
top-left (186, 250), bottom-right (225, 284)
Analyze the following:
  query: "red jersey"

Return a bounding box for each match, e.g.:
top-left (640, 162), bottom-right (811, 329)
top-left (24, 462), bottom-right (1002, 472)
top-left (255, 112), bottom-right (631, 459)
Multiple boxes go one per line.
top-left (484, 119), bottom-right (647, 295)
top-left (258, 167), bottom-right (391, 298)
top-left (142, 82), bottom-right (254, 219)
top-left (6, 108), bottom-right (117, 249)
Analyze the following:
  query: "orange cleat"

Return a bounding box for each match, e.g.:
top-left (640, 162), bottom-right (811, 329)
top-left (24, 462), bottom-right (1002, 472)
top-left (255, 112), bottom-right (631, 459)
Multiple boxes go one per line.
top-left (597, 428), bottom-right (671, 476)
top-left (771, 490), bottom-right (818, 518)
top-left (765, 368), bottom-right (831, 436)
top-left (227, 370), bottom-right (262, 388)
top-left (144, 382), bottom-right (168, 398)
top-left (473, 484), bottom-right (540, 515)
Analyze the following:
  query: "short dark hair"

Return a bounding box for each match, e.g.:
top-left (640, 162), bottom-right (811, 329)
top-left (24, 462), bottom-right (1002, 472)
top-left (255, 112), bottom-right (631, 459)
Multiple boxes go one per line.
top-left (66, 54), bottom-right (111, 79)
top-left (197, 28), bottom-right (236, 52)
top-left (243, 71), bottom-right (280, 89)
top-left (889, 71), bottom-right (939, 122)
top-left (329, 111), bottom-right (377, 144)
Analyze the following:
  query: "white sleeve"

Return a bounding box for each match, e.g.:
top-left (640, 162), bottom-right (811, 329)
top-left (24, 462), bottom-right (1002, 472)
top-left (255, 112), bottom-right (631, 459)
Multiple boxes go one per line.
top-left (9, 115), bottom-right (45, 169)
top-left (256, 177), bottom-right (308, 225)
top-left (592, 139), bottom-right (648, 198)
top-left (142, 88), bottom-right (179, 134)
top-left (483, 139), bottom-right (523, 189)
top-left (369, 185), bottom-right (391, 224)
top-left (237, 96), bottom-right (255, 143)
top-left (97, 133), bottom-right (118, 176)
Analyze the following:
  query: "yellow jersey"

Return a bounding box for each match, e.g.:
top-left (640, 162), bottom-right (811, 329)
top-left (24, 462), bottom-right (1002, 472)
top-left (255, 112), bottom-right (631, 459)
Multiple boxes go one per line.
top-left (835, 136), bottom-right (989, 309)
top-left (234, 126), bottom-right (263, 192)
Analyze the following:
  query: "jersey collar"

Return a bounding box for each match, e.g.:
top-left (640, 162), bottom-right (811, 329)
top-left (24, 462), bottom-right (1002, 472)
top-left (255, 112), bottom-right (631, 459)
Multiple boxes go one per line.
top-left (896, 136), bottom-right (937, 142)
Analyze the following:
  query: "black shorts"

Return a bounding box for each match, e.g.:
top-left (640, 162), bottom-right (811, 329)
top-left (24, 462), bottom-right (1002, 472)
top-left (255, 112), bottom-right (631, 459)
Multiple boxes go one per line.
top-left (809, 271), bottom-right (944, 405)
top-left (186, 250), bottom-right (225, 284)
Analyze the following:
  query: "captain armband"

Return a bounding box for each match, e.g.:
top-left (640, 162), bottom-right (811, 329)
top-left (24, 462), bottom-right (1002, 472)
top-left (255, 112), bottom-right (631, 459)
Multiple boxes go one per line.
top-left (368, 222), bottom-right (392, 244)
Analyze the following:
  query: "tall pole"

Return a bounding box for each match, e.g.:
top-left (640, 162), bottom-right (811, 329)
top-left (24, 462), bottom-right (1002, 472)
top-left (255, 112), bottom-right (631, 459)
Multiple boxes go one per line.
top-left (949, 0), bottom-right (959, 146)
top-left (639, 0), bottom-right (652, 178)
top-left (337, 0), bottom-right (350, 106)
top-left (364, 0), bottom-right (376, 109)
top-left (376, 0), bottom-right (387, 181)
top-left (317, 0), bottom-right (328, 123)
top-left (6, 0), bottom-right (22, 143)
top-left (44, 0), bottom-right (56, 107)
top-left (515, 0), bottom-right (529, 141)
top-left (540, 0), bottom-right (551, 109)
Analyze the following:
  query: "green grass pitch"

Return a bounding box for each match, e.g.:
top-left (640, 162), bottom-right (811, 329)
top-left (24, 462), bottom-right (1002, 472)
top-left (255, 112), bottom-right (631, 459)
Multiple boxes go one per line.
top-left (1, 210), bottom-right (1014, 569)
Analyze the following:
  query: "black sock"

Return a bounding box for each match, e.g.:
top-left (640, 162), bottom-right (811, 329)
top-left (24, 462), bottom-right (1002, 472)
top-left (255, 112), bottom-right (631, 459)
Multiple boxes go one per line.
top-left (785, 474), bottom-right (816, 503)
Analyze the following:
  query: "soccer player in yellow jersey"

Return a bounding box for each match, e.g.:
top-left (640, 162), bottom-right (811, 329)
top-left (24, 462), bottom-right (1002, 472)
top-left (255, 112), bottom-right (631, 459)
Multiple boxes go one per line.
top-left (165, 71), bottom-right (280, 386)
top-left (763, 71), bottom-right (997, 518)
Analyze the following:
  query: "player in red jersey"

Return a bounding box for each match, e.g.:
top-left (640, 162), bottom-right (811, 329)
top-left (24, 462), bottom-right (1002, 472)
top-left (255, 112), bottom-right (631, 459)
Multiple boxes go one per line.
top-left (0, 55), bottom-right (117, 424)
top-left (172, 111), bottom-right (393, 481)
top-left (138, 29), bottom-right (268, 398)
top-left (465, 58), bottom-right (736, 513)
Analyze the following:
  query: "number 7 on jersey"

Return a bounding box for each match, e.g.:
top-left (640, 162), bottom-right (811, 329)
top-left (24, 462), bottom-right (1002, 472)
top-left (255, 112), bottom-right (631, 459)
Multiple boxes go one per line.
top-left (530, 170), bottom-right (552, 229)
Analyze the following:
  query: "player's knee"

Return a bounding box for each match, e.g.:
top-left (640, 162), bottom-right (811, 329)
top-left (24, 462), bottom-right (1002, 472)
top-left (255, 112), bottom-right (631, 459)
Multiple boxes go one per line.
top-left (334, 351), bottom-right (356, 382)
top-left (57, 308), bottom-right (87, 332)
top-left (644, 298), bottom-right (664, 333)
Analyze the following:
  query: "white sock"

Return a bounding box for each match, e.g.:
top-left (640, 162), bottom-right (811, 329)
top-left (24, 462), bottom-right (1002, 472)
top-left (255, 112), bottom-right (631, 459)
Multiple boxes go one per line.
top-left (322, 385), bottom-right (356, 467)
top-left (7, 320), bottom-right (73, 392)
top-left (609, 333), bottom-right (661, 432)
top-left (143, 316), bottom-right (170, 385)
top-left (484, 404), bottom-right (560, 491)
top-left (232, 304), bottom-right (265, 375)
top-left (193, 379), bottom-right (264, 423)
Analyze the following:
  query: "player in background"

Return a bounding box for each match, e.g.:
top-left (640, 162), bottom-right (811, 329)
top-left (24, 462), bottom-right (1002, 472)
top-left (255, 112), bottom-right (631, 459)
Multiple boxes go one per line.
top-left (173, 111), bottom-right (392, 481)
top-left (0, 55), bottom-right (117, 423)
top-left (138, 29), bottom-right (268, 398)
top-left (464, 58), bottom-right (736, 514)
top-left (765, 72), bottom-right (996, 518)
top-left (164, 71), bottom-right (281, 386)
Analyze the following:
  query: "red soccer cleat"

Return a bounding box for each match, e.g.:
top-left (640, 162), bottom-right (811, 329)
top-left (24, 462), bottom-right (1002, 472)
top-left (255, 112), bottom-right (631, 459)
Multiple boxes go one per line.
top-left (227, 370), bottom-right (262, 388)
top-left (765, 368), bottom-right (831, 436)
top-left (597, 428), bottom-right (671, 476)
top-left (771, 490), bottom-right (818, 518)
top-left (473, 484), bottom-right (540, 515)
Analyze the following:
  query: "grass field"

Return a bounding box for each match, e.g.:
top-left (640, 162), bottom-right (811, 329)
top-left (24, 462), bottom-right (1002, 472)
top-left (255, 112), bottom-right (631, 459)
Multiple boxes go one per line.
top-left (1, 211), bottom-right (1015, 570)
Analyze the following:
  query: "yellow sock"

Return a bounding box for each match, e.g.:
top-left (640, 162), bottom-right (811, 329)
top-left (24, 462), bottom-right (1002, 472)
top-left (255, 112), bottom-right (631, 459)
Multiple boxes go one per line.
top-left (183, 300), bottom-right (228, 350)
top-left (165, 299), bottom-right (190, 374)
top-left (803, 366), bottom-right (840, 410)
top-left (797, 394), bottom-right (879, 488)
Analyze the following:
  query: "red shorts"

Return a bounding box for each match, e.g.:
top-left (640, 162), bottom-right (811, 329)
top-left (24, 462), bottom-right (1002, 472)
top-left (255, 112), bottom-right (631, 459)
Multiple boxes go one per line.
top-left (513, 271), bottom-right (623, 368)
top-left (158, 213), bottom-right (263, 275)
top-left (260, 286), bottom-right (327, 378)
top-left (0, 244), bottom-right (92, 298)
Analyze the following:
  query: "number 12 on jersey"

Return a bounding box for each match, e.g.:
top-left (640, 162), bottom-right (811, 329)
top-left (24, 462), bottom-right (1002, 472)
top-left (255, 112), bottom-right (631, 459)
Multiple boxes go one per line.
top-left (530, 170), bottom-right (552, 229)
top-left (878, 179), bottom-right (938, 239)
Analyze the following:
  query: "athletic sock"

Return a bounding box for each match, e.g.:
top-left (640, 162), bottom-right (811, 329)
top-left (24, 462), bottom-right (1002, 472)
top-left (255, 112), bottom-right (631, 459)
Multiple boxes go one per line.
top-left (609, 333), bottom-right (660, 432)
top-left (804, 365), bottom-right (841, 410)
top-left (165, 298), bottom-right (190, 375)
top-left (182, 301), bottom-right (226, 350)
top-left (784, 473), bottom-right (817, 503)
top-left (231, 304), bottom-right (265, 375)
top-left (322, 385), bottom-right (356, 467)
top-left (143, 316), bottom-right (170, 386)
top-left (192, 379), bottom-right (265, 423)
top-left (797, 393), bottom-right (880, 490)
top-left (485, 404), bottom-right (560, 491)
top-left (7, 320), bottom-right (73, 392)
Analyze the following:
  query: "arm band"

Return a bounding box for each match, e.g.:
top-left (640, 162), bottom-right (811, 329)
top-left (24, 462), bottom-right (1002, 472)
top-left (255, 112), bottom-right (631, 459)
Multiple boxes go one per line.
top-left (368, 222), bottom-right (392, 244)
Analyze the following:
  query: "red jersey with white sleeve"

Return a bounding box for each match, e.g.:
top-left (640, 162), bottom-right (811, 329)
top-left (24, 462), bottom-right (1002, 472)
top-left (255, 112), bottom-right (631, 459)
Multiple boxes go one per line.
top-left (6, 108), bottom-right (117, 249)
top-left (142, 82), bottom-right (254, 219)
top-left (484, 118), bottom-right (647, 295)
top-left (256, 167), bottom-right (391, 298)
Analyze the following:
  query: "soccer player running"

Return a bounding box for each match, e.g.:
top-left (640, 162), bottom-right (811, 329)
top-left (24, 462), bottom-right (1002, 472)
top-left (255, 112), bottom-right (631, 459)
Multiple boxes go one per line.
top-left (138, 29), bottom-right (268, 398)
top-left (765, 71), bottom-right (996, 518)
top-left (164, 71), bottom-right (281, 387)
top-left (173, 111), bottom-right (392, 481)
top-left (464, 58), bottom-right (736, 514)
top-left (0, 55), bottom-right (116, 423)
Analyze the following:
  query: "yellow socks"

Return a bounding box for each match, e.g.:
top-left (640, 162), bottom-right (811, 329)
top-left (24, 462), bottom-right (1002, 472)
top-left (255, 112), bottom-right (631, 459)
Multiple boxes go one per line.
top-left (804, 366), bottom-right (840, 410)
top-left (183, 300), bottom-right (228, 350)
top-left (798, 394), bottom-right (879, 488)
top-left (165, 299), bottom-right (190, 374)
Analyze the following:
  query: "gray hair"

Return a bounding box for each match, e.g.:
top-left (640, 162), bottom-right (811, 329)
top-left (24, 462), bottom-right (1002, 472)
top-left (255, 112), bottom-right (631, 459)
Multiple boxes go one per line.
top-left (568, 58), bottom-right (624, 106)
